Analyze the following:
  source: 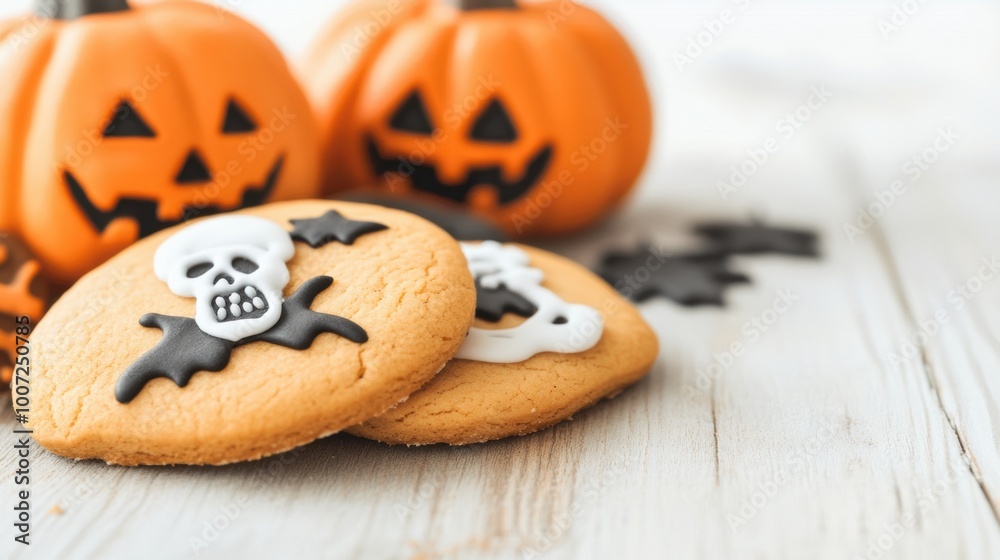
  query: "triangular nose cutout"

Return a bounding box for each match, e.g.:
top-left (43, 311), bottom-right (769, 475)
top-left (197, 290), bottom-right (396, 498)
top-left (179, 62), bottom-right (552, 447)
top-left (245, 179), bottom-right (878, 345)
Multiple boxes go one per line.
top-left (176, 150), bottom-right (212, 184)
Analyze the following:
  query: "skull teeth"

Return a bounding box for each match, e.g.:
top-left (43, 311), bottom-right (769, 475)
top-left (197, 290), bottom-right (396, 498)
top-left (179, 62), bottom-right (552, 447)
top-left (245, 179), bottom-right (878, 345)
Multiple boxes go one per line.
top-left (210, 285), bottom-right (269, 323)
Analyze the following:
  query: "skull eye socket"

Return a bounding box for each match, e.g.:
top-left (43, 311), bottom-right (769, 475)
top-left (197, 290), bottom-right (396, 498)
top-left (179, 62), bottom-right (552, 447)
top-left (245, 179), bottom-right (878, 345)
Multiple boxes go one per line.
top-left (469, 98), bottom-right (517, 143)
top-left (186, 262), bottom-right (213, 278)
top-left (232, 257), bottom-right (259, 274)
top-left (389, 90), bottom-right (434, 135)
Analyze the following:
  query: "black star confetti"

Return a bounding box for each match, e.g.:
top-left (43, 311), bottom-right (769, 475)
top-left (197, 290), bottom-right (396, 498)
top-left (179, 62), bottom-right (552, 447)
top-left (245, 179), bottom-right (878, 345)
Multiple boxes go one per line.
top-left (694, 222), bottom-right (819, 258)
top-left (289, 210), bottom-right (388, 248)
top-left (598, 249), bottom-right (750, 306)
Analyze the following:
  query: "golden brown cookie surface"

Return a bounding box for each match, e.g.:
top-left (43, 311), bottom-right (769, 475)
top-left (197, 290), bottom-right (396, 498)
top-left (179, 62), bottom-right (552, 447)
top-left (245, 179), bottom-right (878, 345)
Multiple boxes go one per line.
top-left (27, 201), bottom-right (476, 465)
top-left (349, 243), bottom-right (658, 445)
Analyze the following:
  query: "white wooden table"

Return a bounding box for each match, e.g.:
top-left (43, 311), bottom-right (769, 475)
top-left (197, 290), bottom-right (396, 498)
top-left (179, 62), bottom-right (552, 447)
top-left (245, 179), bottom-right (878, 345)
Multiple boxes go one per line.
top-left (4, 1), bottom-right (1000, 559)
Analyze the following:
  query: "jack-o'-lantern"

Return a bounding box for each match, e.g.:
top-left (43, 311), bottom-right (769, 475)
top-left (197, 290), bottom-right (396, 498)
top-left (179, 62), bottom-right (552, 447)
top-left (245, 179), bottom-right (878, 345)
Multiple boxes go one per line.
top-left (0, 234), bottom-right (50, 385)
top-left (0, 0), bottom-right (321, 286)
top-left (305, 0), bottom-right (652, 238)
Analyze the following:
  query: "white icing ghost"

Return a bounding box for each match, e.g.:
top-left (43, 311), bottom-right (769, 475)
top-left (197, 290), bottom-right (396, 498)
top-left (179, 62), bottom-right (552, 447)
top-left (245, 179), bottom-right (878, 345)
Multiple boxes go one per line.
top-left (457, 241), bottom-right (604, 363)
top-left (153, 215), bottom-right (294, 342)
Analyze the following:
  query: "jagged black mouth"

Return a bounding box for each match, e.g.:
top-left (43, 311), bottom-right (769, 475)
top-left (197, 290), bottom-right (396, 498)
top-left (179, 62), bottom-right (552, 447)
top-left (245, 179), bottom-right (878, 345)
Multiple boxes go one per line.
top-left (366, 136), bottom-right (553, 206)
top-left (210, 285), bottom-right (269, 323)
top-left (65, 157), bottom-right (284, 239)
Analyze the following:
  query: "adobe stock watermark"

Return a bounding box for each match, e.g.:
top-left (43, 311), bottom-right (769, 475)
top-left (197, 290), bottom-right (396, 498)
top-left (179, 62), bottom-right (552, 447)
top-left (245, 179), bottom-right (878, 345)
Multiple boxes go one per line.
top-left (843, 127), bottom-right (959, 243)
top-left (601, 242), bottom-right (672, 301)
top-left (378, 75), bottom-right (502, 193)
top-left (337, 0), bottom-right (407, 61)
top-left (184, 106), bottom-right (298, 217)
top-left (188, 495), bottom-right (252, 555)
top-left (510, 116), bottom-right (630, 234)
top-left (394, 470), bottom-right (449, 523)
top-left (853, 457), bottom-right (971, 560)
top-left (727, 419), bottom-right (839, 531)
top-left (213, 0), bottom-right (243, 17)
top-left (44, 268), bottom-right (135, 363)
top-left (2, 0), bottom-right (61, 54)
top-left (686, 288), bottom-right (800, 399)
top-left (542, 0), bottom-right (597, 30)
top-left (878, 0), bottom-right (930, 41)
top-left (673, 0), bottom-right (753, 72)
top-left (53, 65), bottom-right (171, 174)
top-left (521, 461), bottom-right (629, 558)
top-left (189, 448), bottom-right (304, 555)
top-left (716, 85), bottom-right (834, 201)
top-left (887, 254), bottom-right (1000, 369)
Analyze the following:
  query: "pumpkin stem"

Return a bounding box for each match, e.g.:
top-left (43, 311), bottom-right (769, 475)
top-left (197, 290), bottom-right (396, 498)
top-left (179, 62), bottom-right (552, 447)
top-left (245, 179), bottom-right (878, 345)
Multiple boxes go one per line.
top-left (36, 0), bottom-right (131, 19)
top-left (449, 0), bottom-right (518, 11)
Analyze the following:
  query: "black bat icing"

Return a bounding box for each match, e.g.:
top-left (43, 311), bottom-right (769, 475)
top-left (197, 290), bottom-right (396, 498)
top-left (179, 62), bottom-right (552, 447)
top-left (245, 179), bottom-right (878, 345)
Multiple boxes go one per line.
top-left (114, 315), bottom-right (235, 403)
top-left (474, 279), bottom-right (537, 322)
top-left (289, 210), bottom-right (387, 248)
top-left (115, 276), bottom-right (366, 403)
top-left (243, 276), bottom-right (368, 348)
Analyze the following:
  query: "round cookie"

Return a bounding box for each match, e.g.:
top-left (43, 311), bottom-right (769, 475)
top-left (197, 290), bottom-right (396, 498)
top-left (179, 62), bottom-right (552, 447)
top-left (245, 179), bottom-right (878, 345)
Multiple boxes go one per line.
top-left (349, 242), bottom-right (658, 445)
top-left (25, 201), bottom-right (476, 465)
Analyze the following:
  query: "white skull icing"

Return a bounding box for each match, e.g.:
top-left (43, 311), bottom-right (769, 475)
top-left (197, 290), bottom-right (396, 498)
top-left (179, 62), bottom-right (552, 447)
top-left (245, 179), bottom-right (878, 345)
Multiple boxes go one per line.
top-left (153, 215), bottom-right (295, 342)
top-left (457, 241), bottom-right (604, 363)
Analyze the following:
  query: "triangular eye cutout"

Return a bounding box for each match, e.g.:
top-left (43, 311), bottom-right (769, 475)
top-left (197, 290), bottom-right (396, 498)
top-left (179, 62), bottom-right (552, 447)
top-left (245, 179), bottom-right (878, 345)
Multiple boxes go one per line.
top-left (175, 150), bottom-right (212, 184)
top-left (470, 98), bottom-right (517, 143)
top-left (222, 99), bottom-right (258, 134)
top-left (389, 91), bottom-right (434, 135)
top-left (103, 100), bottom-right (155, 138)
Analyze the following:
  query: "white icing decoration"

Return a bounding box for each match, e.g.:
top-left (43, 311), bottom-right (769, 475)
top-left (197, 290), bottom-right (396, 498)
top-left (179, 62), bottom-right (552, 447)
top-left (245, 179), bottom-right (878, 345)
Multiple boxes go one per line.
top-left (154, 215), bottom-right (294, 342)
top-left (456, 241), bottom-right (604, 363)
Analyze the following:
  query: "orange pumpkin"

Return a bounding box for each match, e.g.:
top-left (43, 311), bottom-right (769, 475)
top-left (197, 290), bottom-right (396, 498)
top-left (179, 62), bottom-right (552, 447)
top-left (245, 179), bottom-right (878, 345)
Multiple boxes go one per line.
top-left (0, 0), bottom-right (321, 286)
top-left (0, 233), bottom-right (50, 385)
top-left (305, 0), bottom-right (652, 238)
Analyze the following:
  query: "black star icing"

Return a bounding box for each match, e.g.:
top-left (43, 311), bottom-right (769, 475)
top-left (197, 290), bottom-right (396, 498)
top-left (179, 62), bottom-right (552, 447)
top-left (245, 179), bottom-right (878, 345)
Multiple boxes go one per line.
top-left (598, 248), bottom-right (750, 306)
top-left (694, 222), bottom-right (819, 258)
top-left (289, 210), bottom-right (387, 248)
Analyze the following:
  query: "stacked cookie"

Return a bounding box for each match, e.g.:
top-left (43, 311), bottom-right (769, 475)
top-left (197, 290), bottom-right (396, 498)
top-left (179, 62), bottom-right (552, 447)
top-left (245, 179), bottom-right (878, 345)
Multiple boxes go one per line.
top-left (25, 201), bottom-right (657, 465)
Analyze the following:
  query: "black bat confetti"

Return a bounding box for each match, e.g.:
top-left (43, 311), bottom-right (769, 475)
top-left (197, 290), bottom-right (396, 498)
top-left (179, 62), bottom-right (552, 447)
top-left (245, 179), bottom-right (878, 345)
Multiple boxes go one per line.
top-left (598, 249), bottom-right (750, 306)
